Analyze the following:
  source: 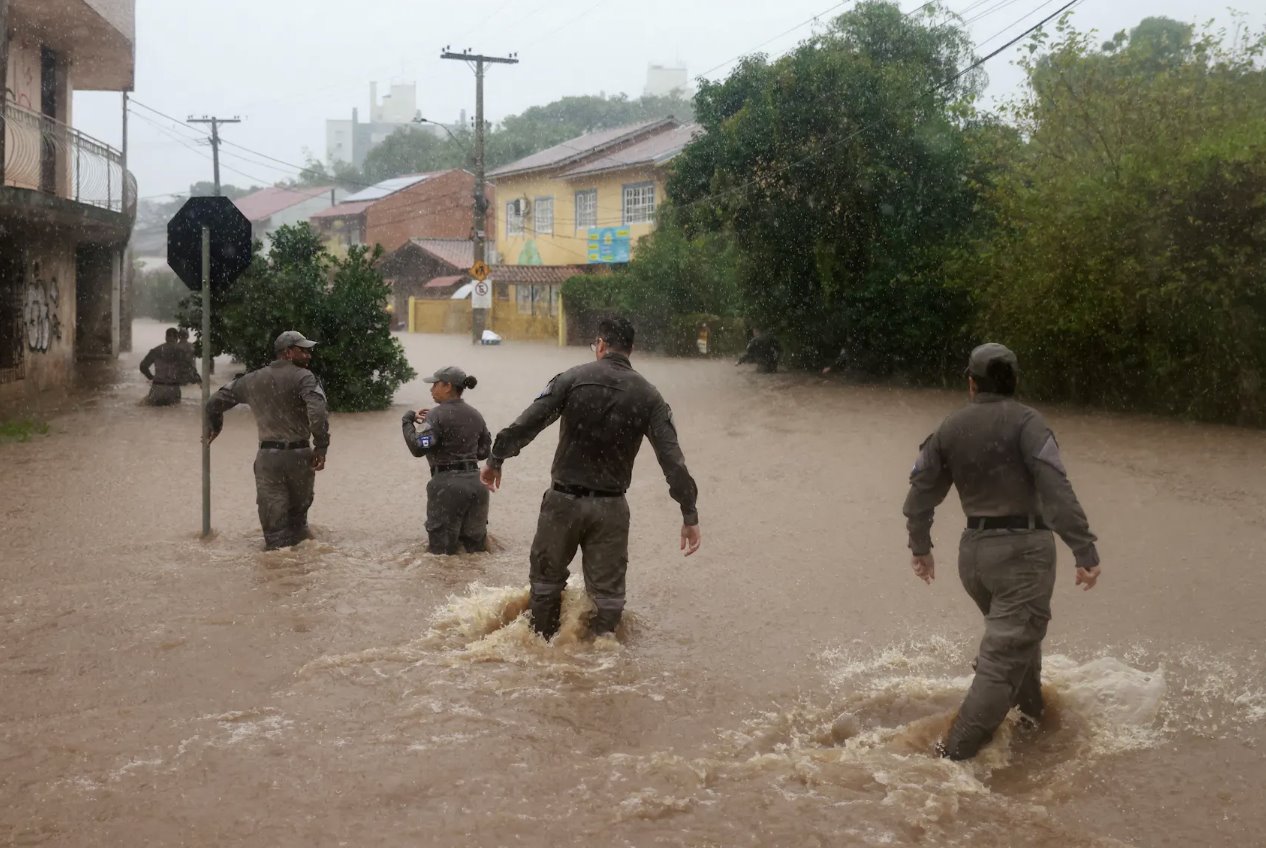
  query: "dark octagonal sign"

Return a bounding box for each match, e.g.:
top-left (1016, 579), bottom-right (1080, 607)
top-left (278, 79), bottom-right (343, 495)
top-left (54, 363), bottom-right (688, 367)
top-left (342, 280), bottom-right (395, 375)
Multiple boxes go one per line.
top-left (167, 196), bottom-right (253, 291)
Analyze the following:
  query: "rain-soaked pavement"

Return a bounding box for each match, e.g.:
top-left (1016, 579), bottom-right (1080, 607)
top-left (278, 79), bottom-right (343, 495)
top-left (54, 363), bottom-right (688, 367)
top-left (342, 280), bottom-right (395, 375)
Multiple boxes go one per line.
top-left (3, 319), bottom-right (1265, 847)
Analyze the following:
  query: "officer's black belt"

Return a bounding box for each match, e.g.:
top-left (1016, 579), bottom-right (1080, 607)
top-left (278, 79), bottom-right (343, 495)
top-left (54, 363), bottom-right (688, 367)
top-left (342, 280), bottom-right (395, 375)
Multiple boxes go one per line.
top-left (553, 483), bottom-right (624, 498)
top-left (259, 440), bottom-right (310, 450)
top-left (967, 515), bottom-right (1048, 531)
top-left (431, 461), bottom-right (479, 476)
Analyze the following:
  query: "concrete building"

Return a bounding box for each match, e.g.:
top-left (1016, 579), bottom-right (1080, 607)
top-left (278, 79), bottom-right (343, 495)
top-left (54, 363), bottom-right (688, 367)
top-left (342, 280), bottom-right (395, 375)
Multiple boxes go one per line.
top-left (0, 0), bottom-right (136, 400)
top-left (325, 82), bottom-right (455, 170)
top-left (645, 64), bottom-right (690, 98)
top-left (232, 185), bottom-right (344, 249)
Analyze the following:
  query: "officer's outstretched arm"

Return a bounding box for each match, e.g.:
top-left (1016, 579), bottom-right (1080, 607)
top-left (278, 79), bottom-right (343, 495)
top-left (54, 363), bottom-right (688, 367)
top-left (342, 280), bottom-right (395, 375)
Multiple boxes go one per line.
top-left (487, 372), bottom-right (569, 470)
top-left (205, 380), bottom-right (242, 440)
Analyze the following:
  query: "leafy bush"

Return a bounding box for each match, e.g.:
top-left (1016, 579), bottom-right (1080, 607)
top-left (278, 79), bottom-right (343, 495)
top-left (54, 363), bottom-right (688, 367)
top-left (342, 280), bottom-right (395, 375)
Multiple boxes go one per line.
top-left (179, 223), bottom-right (415, 411)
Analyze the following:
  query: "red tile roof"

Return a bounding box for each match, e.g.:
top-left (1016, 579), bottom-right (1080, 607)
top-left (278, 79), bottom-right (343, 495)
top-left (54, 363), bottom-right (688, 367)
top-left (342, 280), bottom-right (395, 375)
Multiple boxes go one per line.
top-left (311, 200), bottom-right (373, 220)
top-left (233, 186), bottom-right (333, 222)
top-left (489, 265), bottom-right (589, 284)
top-left (410, 239), bottom-right (474, 269)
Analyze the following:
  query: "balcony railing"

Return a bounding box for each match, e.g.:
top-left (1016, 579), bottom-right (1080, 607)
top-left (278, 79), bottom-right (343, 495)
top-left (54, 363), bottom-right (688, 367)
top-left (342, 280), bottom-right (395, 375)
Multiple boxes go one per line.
top-left (1, 100), bottom-right (136, 220)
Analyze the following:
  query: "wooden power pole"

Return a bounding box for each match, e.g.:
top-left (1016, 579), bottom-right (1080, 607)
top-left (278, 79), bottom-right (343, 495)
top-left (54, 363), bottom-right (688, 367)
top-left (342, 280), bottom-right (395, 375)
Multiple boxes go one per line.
top-left (440, 48), bottom-right (517, 343)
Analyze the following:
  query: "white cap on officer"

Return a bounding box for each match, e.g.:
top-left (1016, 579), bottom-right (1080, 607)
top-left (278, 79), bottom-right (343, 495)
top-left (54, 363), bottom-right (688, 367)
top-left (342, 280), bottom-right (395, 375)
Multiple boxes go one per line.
top-left (274, 330), bottom-right (318, 352)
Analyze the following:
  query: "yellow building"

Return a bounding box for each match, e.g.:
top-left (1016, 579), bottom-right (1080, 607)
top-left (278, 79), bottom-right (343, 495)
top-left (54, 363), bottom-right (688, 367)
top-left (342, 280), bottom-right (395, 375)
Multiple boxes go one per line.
top-left (489, 119), bottom-right (699, 268)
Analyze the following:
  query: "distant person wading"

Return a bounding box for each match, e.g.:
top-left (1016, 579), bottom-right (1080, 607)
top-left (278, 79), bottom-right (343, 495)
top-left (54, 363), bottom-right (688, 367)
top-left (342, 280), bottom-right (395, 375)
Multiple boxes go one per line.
top-left (401, 366), bottom-right (492, 555)
top-left (140, 327), bottom-right (199, 406)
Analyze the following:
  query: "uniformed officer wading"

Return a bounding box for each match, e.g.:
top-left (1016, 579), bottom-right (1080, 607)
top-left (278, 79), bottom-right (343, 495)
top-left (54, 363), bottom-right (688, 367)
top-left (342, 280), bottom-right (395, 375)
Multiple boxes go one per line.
top-left (903, 342), bottom-right (1102, 760)
top-left (140, 327), bottom-right (199, 406)
top-left (205, 331), bottom-right (330, 550)
top-left (402, 365), bottom-right (492, 555)
top-left (480, 317), bottom-right (702, 640)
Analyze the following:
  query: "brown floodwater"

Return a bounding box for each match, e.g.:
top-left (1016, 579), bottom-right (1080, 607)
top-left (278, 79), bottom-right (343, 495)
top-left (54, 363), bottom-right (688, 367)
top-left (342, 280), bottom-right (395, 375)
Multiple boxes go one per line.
top-left (2, 319), bottom-right (1264, 847)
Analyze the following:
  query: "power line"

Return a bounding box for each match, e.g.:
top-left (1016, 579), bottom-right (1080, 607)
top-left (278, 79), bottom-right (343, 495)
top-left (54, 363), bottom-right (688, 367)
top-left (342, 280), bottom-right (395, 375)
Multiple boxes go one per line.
top-left (698, 1), bottom-right (854, 79)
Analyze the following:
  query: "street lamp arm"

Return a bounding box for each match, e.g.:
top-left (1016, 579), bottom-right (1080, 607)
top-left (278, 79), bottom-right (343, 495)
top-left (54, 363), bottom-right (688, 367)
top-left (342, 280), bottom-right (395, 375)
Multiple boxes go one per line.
top-left (414, 116), bottom-right (470, 152)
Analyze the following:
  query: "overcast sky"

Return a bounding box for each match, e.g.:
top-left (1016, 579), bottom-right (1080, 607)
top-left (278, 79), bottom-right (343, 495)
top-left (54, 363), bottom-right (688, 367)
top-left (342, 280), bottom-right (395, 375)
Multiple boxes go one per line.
top-left (72, 0), bottom-right (1264, 200)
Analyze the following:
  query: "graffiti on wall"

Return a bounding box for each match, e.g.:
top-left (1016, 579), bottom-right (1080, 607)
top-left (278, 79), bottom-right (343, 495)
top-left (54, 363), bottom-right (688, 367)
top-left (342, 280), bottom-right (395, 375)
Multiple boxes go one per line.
top-left (24, 262), bottom-right (62, 353)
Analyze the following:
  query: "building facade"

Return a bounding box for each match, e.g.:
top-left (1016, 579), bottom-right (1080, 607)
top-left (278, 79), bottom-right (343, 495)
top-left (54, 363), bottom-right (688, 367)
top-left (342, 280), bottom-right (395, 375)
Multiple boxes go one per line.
top-left (490, 119), bottom-right (697, 268)
top-left (1, 0), bottom-right (136, 400)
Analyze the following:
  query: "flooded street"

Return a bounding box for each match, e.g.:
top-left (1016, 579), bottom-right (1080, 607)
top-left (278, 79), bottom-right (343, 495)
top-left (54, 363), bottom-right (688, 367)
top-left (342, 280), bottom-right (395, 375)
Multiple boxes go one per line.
top-left (3, 319), bottom-right (1265, 847)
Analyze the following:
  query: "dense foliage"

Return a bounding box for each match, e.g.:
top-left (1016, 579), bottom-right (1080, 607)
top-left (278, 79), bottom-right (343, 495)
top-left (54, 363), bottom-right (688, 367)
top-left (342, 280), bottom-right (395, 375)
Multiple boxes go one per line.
top-left (963, 16), bottom-right (1266, 423)
top-left (590, 2), bottom-right (1266, 426)
top-left (666, 1), bottom-right (982, 374)
top-left (179, 224), bottom-right (415, 412)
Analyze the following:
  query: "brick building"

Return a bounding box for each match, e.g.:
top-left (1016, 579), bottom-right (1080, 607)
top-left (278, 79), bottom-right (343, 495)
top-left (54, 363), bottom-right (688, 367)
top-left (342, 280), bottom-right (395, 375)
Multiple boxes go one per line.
top-left (310, 169), bottom-right (493, 255)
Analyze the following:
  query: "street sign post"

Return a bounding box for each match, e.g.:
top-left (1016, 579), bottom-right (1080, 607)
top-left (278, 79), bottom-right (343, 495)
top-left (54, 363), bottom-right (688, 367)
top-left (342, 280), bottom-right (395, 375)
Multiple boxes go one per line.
top-left (167, 196), bottom-right (253, 538)
top-left (469, 260), bottom-right (490, 281)
top-left (471, 279), bottom-right (493, 310)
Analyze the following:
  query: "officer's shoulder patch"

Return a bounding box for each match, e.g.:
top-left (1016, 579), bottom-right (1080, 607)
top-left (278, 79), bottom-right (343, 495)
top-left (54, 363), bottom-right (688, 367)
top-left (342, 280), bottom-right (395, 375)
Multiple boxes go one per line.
top-left (535, 373), bottom-right (563, 400)
top-left (1034, 434), bottom-right (1067, 475)
top-left (418, 433), bottom-right (434, 450)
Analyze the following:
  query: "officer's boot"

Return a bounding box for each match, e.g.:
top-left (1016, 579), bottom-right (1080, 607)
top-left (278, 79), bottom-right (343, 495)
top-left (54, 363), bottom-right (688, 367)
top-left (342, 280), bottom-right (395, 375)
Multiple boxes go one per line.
top-left (528, 592), bottom-right (562, 641)
top-left (1015, 669), bottom-right (1044, 729)
top-left (587, 608), bottom-right (622, 638)
top-left (937, 717), bottom-right (993, 761)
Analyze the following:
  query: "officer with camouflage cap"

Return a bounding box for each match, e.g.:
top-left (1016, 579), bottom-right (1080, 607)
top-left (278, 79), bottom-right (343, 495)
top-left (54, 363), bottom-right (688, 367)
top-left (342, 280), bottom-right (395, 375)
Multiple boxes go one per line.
top-left (206, 330), bottom-right (330, 550)
top-left (401, 365), bottom-right (492, 555)
top-left (903, 342), bottom-right (1102, 760)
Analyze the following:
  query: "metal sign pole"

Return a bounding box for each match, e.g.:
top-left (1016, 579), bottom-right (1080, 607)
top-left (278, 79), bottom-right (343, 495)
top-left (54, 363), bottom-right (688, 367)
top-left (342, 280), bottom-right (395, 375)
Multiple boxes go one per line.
top-left (200, 225), bottom-right (211, 538)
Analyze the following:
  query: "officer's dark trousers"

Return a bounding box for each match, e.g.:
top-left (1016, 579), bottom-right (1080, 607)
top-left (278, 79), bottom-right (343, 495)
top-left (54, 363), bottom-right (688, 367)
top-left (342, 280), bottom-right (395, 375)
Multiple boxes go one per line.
top-left (144, 383), bottom-right (181, 406)
top-left (942, 529), bottom-right (1056, 760)
top-left (425, 471), bottom-right (489, 555)
top-left (254, 447), bottom-right (315, 550)
top-left (528, 489), bottom-right (629, 639)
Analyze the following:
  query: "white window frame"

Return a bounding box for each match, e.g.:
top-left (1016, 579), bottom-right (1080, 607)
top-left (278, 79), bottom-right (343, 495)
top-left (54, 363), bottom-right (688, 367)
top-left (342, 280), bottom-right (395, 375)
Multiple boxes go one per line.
top-left (574, 189), bottom-right (597, 230)
top-left (533, 196), bottom-right (554, 235)
top-left (622, 182), bottom-right (655, 225)
top-left (506, 201), bottom-right (524, 236)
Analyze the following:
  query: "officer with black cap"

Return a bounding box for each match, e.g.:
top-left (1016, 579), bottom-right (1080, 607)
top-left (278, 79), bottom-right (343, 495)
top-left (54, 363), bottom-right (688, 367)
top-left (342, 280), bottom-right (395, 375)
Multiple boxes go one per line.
top-left (401, 365), bottom-right (491, 554)
top-left (205, 330), bottom-right (330, 550)
top-left (481, 316), bottom-right (701, 640)
top-left (903, 342), bottom-right (1102, 760)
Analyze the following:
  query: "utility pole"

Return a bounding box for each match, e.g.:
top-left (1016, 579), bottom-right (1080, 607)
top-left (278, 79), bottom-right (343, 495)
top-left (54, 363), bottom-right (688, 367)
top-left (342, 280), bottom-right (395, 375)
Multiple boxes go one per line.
top-left (186, 114), bottom-right (239, 537)
top-left (187, 114), bottom-right (241, 196)
top-left (440, 47), bottom-right (517, 344)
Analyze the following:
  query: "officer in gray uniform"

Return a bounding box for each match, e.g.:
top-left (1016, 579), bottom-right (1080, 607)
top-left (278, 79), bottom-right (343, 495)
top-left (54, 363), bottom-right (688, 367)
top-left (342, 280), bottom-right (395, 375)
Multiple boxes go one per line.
top-left (140, 327), bottom-right (197, 405)
top-left (903, 342), bottom-right (1102, 760)
top-left (401, 365), bottom-right (492, 555)
top-left (481, 317), bottom-right (702, 640)
top-left (206, 330), bottom-right (330, 550)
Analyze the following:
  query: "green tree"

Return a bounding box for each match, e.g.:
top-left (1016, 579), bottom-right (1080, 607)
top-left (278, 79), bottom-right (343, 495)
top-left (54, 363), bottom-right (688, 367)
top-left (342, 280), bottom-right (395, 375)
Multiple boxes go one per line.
top-left (181, 223), bottom-right (415, 412)
top-left (963, 15), bottom-right (1266, 423)
top-left (361, 127), bottom-right (470, 182)
top-left (669, 1), bottom-right (980, 375)
top-left (562, 214), bottom-right (743, 353)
